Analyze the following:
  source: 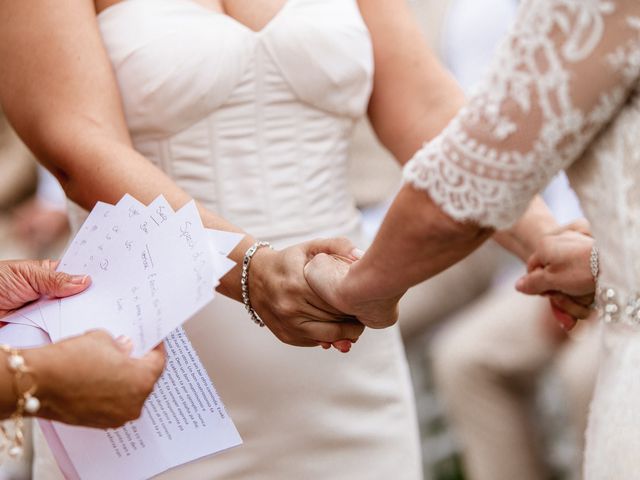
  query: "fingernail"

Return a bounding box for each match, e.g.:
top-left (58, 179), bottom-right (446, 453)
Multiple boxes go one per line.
top-left (68, 275), bottom-right (89, 285)
top-left (515, 278), bottom-right (524, 290)
top-left (116, 335), bottom-right (132, 346)
top-left (350, 248), bottom-right (365, 260)
top-left (334, 340), bottom-right (352, 353)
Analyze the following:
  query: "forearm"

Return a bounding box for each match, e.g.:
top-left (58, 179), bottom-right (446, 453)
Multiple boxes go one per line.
top-left (365, 13), bottom-right (465, 163)
top-left (0, 352), bottom-right (16, 419)
top-left (492, 196), bottom-right (559, 262)
top-left (369, 68), bottom-right (465, 164)
top-left (0, 0), bottom-right (255, 301)
top-left (30, 126), bottom-right (253, 301)
top-left (347, 184), bottom-right (492, 302)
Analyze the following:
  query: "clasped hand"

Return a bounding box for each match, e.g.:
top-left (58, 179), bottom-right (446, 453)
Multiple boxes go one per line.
top-left (515, 220), bottom-right (596, 331)
top-left (244, 235), bottom-right (407, 353)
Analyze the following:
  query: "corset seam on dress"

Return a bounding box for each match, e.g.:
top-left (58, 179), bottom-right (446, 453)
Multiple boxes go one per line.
top-left (293, 95), bottom-right (309, 221)
top-left (205, 114), bottom-right (224, 218)
top-left (254, 43), bottom-right (273, 227)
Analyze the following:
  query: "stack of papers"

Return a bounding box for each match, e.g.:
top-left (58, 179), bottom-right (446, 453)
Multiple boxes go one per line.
top-left (0, 194), bottom-right (244, 479)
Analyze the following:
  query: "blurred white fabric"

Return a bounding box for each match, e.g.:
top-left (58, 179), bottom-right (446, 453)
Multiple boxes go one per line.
top-left (35, 1), bottom-right (423, 479)
top-left (441, 0), bottom-right (518, 92)
top-left (35, 166), bottom-right (66, 212)
top-left (432, 2), bottom-right (598, 480)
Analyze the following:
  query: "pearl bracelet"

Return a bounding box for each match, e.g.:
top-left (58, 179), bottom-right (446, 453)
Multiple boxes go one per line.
top-left (241, 241), bottom-right (273, 327)
top-left (0, 345), bottom-right (40, 459)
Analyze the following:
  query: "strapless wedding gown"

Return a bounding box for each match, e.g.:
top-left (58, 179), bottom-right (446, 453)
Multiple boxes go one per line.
top-left (33, 0), bottom-right (422, 479)
top-left (403, 0), bottom-right (640, 477)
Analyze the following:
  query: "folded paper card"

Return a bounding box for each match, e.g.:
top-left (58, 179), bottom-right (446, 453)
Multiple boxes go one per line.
top-left (0, 195), bottom-right (244, 479)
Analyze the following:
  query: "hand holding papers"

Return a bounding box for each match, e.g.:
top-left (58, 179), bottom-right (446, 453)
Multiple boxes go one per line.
top-left (1, 194), bottom-right (243, 479)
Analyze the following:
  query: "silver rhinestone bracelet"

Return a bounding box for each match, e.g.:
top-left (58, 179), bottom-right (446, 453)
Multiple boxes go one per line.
top-left (241, 241), bottom-right (273, 327)
top-left (590, 245), bottom-right (600, 281)
top-left (589, 245), bottom-right (600, 310)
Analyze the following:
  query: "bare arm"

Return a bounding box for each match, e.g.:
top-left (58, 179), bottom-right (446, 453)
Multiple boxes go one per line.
top-left (0, 0), bottom-right (250, 296)
top-left (358, 0), bottom-right (465, 163)
top-left (0, 0), bottom-right (364, 347)
top-left (359, 0), bottom-right (558, 261)
top-left (305, 186), bottom-right (491, 328)
top-left (306, 1), bottom-right (640, 329)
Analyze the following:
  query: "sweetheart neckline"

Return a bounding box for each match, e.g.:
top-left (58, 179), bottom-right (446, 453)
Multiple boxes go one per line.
top-left (97, 0), bottom-right (293, 36)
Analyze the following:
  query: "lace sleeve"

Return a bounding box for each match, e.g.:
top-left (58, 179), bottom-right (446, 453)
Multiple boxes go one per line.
top-left (404, 0), bottom-right (640, 229)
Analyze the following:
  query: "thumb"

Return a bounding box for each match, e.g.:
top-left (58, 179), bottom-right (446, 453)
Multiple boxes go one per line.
top-left (526, 251), bottom-right (544, 273)
top-left (22, 260), bottom-right (91, 298)
top-left (304, 253), bottom-right (344, 288)
top-left (332, 339), bottom-right (353, 353)
top-left (115, 335), bottom-right (134, 356)
top-left (138, 343), bottom-right (167, 378)
top-left (515, 268), bottom-right (552, 295)
top-left (306, 237), bottom-right (360, 261)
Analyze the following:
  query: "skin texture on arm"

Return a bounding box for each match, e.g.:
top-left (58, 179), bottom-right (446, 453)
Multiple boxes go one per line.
top-left (358, 0), bottom-right (465, 164)
top-left (305, 185), bottom-right (492, 329)
top-left (0, 0), bottom-right (364, 347)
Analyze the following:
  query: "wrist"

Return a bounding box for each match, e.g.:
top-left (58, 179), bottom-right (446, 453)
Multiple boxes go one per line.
top-left (215, 235), bottom-right (257, 300)
top-left (0, 351), bottom-right (16, 417)
top-left (242, 241), bottom-right (276, 327)
top-left (345, 259), bottom-right (405, 312)
top-left (21, 345), bottom-right (59, 418)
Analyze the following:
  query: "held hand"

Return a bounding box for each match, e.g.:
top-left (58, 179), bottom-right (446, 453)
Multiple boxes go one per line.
top-left (304, 253), bottom-right (402, 330)
top-left (248, 238), bottom-right (366, 348)
top-left (0, 259), bottom-right (90, 317)
top-left (25, 330), bottom-right (166, 428)
top-left (515, 224), bottom-right (595, 330)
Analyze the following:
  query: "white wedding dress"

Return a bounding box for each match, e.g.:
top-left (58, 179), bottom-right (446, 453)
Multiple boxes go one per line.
top-left (404, 0), bottom-right (640, 477)
top-left (32, 0), bottom-right (423, 479)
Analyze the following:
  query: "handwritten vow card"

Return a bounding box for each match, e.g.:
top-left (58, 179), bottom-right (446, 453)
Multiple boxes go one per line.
top-left (0, 195), bottom-right (243, 479)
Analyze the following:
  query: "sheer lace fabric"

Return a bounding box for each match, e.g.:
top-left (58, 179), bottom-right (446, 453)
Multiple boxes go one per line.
top-left (404, 0), bottom-right (640, 230)
top-left (405, 1), bottom-right (640, 477)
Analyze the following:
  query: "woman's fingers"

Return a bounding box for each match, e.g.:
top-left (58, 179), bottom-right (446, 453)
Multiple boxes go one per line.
top-left (525, 251), bottom-right (544, 273)
top-left (302, 319), bottom-right (365, 344)
top-left (304, 294), bottom-right (346, 317)
top-left (331, 340), bottom-right (353, 353)
top-left (251, 240), bottom-right (368, 349)
top-left (23, 260), bottom-right (91, 298)
top-left (549, 303), bottom-right (578, 331)
top-left (557, 218), bottom-right (591, 236)
top-left (548, 294), bottom-right (591, 321)
top-left (305, 237), bottom-right (360, 262)
top-left (572, 293), bottom-right (596, 308)
top-left (115, 335), bottom-right (134, 355)
top-left (516, 268), bottom-right (550, 295)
